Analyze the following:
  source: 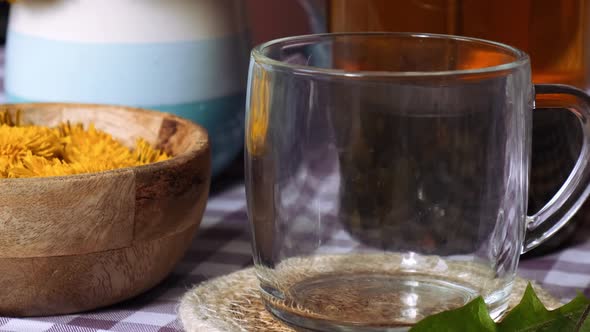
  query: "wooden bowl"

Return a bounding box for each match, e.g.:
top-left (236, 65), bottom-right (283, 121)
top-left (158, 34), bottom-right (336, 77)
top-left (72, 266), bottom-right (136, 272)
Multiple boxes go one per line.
top-left (0, 103), bottom-right (211, 316)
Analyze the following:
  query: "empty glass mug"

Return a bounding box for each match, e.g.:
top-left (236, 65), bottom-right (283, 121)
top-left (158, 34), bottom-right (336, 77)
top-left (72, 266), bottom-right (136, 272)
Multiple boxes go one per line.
top-left (245, 33), bottom-right (590, 331)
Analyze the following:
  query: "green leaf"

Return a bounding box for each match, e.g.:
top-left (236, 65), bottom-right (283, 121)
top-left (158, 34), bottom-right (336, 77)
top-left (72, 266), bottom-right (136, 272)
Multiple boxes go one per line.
top-left (410, 297), bottom-right (497, 332)
top-left (409, 284), bottom-right (590, 332)
top-left (499, 285), bottom-right (590, 331)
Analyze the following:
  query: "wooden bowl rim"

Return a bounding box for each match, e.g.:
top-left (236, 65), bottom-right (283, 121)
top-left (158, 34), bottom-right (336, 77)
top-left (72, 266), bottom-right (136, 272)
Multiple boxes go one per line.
top-left (0, 102), bottom-right (210, 183)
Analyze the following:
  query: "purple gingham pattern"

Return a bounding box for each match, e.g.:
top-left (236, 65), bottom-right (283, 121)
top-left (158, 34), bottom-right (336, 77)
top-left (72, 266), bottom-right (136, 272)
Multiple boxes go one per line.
top-left (1, 49), bottom-right (590, 331)
top-left (518, 216), bottom-right (590, 303)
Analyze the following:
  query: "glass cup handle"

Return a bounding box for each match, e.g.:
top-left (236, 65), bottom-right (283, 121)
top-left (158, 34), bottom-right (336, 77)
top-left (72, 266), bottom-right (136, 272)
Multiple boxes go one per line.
top-left (524, 84), bottom-right (590, 253)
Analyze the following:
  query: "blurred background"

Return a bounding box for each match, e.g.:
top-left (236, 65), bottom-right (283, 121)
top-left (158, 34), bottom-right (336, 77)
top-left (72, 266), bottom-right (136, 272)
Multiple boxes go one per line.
top-left (0, 0), bottom-right (311, 46)
top-left (247, 0), bottom-right (309, 45)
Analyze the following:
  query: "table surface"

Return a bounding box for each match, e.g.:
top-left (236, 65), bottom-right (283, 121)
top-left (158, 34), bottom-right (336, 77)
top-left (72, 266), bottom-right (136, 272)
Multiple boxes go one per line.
top-left (2, 59), bottom-right (590, 332)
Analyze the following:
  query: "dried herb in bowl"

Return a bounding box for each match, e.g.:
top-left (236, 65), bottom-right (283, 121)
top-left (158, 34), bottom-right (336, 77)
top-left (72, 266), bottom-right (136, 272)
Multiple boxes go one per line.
top-left (0, 110), bottom-right (169, 178)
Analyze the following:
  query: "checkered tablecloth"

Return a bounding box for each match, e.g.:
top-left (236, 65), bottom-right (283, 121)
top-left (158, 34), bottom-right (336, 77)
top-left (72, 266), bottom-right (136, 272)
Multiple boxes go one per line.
top-left (2, 51), bottom-right (590, 331)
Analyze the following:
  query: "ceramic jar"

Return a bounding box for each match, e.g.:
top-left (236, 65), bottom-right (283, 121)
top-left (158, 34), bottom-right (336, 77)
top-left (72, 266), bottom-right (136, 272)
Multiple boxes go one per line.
top-left (5, 0), bottom-right (249, 175)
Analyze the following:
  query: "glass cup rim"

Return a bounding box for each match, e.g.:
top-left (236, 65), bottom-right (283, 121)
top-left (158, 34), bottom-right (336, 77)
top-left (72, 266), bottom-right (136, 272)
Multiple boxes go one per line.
top-left (251, 32), bottom-right (530, 79)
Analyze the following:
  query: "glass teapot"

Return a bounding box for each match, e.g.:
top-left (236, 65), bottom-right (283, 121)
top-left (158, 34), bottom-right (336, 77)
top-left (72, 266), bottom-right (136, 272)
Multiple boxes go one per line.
top-left (300, 0), bottom-right (589, 252)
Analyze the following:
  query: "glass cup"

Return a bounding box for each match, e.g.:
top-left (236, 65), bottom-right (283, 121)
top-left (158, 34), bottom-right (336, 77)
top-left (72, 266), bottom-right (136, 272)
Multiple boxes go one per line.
top-left (245, 32), bottom-right (590, 331)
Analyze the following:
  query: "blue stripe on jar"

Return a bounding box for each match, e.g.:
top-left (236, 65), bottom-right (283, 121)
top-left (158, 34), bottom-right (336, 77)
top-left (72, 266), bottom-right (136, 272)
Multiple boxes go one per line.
top-left (5, 31), bottom-right (248, 105)
top-left (6, 92), bottom-right (245, 176)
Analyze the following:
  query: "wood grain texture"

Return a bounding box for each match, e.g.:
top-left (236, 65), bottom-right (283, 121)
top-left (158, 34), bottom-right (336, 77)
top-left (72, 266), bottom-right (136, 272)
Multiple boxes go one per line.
top-left (0, 168), bottom-right (136, 257)
top-left (0, 103), bottom-right (211, 316)
top-left (133, 116), bottom-right (210, 242)
top-left (0, 225), bottom-right (198, 316)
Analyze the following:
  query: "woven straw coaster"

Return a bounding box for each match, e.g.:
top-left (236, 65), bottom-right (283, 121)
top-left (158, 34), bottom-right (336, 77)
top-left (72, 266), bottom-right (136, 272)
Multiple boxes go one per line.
top-left (179, 259), bottom-right (561, 332)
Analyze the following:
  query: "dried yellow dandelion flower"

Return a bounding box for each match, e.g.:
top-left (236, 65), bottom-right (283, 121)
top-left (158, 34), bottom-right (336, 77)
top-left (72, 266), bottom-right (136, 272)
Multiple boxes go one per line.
top-left (135, 138), bottom-right (170, 164)
top-left (0, 110), bottom-right (170, 179)
top-left (0, 125), bottom-right (61, 161)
